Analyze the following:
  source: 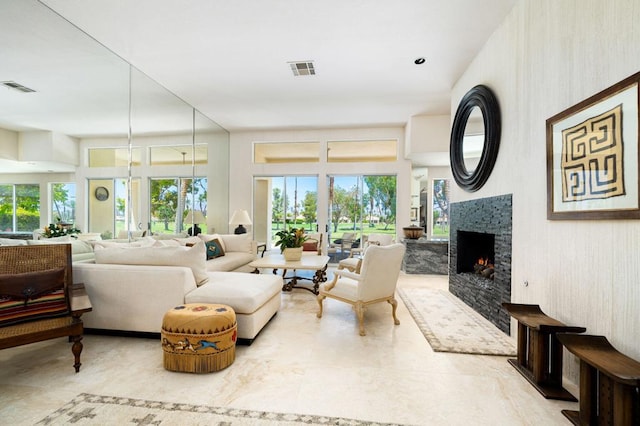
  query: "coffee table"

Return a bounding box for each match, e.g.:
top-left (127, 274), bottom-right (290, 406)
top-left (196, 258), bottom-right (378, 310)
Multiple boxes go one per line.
top-left (249, 253), bottom-right (330, 294)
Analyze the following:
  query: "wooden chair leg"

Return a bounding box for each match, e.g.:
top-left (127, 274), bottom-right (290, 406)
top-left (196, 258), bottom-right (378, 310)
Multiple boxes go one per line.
top-left (355, 302), bottom-right (366, 336)
top-left (71, 335), bottom-right (83, 373)
top-left (388, 297), bottom-right (400, 325)
top-left (316, 294), bottom-right (325, 318)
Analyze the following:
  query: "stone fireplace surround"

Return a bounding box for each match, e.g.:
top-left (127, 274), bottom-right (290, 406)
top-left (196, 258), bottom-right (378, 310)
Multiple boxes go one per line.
top-left (449, 194), bottom-right (512, 334)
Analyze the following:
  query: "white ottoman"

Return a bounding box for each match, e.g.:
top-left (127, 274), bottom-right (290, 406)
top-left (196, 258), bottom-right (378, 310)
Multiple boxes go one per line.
top-left (186, 271), bottom-right (282, 342)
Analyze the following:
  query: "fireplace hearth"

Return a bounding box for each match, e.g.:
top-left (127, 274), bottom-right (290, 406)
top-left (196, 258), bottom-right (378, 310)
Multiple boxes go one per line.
top-left (449, 194), bottom-right (512, 334)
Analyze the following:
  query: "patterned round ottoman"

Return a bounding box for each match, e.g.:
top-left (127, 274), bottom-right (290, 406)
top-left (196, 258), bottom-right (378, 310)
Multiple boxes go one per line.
top-left (161, 304), bottom-right (237, 373)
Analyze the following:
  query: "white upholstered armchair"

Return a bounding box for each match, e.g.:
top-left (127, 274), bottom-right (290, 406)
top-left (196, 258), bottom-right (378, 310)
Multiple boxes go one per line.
top-left (337, 233), bottom-right (396, 273)
top-left (317, 243), bottom-right (406, 336)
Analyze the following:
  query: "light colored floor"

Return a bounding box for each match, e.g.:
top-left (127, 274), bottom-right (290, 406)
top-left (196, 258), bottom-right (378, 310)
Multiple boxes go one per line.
top-left (0, 271), bottom-right (577, 425)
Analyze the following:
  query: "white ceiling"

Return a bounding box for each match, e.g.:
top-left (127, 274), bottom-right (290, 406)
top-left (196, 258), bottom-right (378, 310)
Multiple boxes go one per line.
top-left (1, 0), bottom-right (515, 173)
top-left (40, 0), bottom-right (515, 132)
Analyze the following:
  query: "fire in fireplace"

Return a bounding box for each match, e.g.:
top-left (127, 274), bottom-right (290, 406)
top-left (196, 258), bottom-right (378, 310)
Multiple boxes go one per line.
top-left (474, 258), bottom-right (495, 279)
top-left (456, 230), bottom-right (495, 277)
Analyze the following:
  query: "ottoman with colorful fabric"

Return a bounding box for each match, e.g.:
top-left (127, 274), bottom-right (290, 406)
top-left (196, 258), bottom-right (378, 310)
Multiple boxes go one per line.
top-left (161, 303), bottom-right (237, 373)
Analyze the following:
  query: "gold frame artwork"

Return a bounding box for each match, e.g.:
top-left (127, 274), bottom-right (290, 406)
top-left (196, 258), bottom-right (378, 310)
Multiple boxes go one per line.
top-left (546, 72), bottom-right (640, 220)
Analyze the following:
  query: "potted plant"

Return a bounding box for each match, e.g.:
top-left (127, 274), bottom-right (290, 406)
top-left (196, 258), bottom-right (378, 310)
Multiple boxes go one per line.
top-left (274, 228), bottom-right (308, 261)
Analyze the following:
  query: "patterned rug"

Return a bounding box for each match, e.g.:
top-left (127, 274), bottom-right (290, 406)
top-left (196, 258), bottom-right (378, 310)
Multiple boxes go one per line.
top-left (398, 288), bottom-right (516, 356)
top-left (38, 393), bottom-right (408, 425)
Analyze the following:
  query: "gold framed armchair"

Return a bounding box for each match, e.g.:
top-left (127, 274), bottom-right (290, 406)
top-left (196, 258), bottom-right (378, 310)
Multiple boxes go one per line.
top-left (317, 243), bottom-right (405, 336)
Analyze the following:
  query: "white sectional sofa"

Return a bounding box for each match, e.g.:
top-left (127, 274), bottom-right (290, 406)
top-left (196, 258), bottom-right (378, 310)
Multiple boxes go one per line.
top-left (71, 235), bottom-right (282, 342)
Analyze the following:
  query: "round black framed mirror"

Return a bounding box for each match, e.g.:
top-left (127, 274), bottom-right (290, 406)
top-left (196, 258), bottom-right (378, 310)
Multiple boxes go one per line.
top-left (449, 85), bottom-right (501, 192)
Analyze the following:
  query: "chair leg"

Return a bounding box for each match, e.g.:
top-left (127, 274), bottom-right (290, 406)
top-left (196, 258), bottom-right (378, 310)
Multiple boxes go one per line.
top-left (355, 301), bottom-right (366, 336)
top-left (317, 294), bottom-right (325, 318)
top-left (71, 335), bottom-right (83, 373)
top-left (388, 297), bottom-right (400, 325)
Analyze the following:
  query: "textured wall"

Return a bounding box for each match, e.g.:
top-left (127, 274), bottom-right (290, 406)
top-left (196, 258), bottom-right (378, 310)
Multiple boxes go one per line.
top-left (449, 0), bottom-right (640, 386)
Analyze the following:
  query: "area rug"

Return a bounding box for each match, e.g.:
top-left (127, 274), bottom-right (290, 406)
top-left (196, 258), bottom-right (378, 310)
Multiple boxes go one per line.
top-left (398, 288), bottom-right (516, 356)
top-left (38, 393), bottom-right (408, 425)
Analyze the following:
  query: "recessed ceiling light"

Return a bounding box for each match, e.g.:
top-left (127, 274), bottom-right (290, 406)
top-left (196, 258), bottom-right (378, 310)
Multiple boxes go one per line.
top-left (414, 57), bottom-right (426, 65)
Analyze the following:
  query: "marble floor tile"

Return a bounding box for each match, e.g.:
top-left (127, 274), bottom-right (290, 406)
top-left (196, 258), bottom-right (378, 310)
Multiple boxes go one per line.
top-left (0, 272), bottom-right (575, 425)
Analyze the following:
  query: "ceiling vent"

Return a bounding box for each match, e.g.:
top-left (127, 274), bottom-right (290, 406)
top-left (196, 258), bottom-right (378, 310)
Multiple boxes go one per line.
top-left (1, 81), bottom-right (36, 93)
top-left (288, 61), bottom-right (315, 76)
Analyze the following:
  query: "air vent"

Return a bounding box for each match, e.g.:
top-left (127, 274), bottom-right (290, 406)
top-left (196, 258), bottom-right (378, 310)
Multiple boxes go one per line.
top-left (1, 81), bottom-right (36, 93)
top-left (288, 61), bottom-right (315, 76)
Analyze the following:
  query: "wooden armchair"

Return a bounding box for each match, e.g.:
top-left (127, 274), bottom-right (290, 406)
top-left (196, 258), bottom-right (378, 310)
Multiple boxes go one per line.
top-left (0, 244), bottom-right (91, 372)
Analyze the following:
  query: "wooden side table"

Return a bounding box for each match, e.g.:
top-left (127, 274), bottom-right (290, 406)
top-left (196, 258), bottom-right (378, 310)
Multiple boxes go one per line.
top-left (502, 303), bottom-right (585, 401)
top-left (557, 334), bottom-right (640, 426)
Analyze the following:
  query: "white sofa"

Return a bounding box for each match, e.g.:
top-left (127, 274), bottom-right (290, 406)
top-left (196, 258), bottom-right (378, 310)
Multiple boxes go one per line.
top-left (72, 238), bottom-right (282, 342)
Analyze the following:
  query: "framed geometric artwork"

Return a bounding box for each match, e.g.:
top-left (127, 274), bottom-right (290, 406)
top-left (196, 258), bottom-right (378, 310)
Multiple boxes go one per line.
top-left (546, 71), bottom-right (640, 220)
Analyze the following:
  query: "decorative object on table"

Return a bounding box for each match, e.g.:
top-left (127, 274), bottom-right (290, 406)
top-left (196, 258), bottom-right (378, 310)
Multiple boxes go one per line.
top-left (546, 71), bottom-right (640, 220)
top-left (229, 209), bottom-right (252, 234)
top-left (402, 225), bottom-right (423, 239)
top-left (274, 228), bottom-right (308, 261)
top-left (43, 223), bottom-right (81, 238)
top-left (184, 210), bottom-right (206, 236)
top-left (450, 84), bottom-right (501, 192)
top-left (94, 186), bottom-right (109, 201)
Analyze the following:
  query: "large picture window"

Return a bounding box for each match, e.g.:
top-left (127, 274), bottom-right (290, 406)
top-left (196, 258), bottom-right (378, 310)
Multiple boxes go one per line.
top-left (0, 184), bottom-right (40, 232)
top-left (150, 177), bottom-right (208, 235)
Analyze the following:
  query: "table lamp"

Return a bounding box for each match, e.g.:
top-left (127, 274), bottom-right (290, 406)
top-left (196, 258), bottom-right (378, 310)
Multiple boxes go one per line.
top-left (229, 209), bottom-right (252, 234)
top-left (184, 210), bottom-right (206, 236)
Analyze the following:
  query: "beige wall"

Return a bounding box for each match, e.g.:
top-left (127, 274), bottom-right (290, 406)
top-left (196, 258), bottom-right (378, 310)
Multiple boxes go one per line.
top-left (451, 0), bottom-right (640, 385)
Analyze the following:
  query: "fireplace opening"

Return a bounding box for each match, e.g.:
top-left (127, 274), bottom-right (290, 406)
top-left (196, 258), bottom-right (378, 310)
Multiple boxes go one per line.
top-left (456, 231), bottom-right (495, 276)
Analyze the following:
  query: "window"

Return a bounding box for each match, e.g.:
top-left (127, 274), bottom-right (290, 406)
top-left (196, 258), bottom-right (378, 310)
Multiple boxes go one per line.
top-left (254, 142), bottom-right (320, 163)
top-left (431, 179), bottom-right (450, 239)
top-left (327, 140), bottom-right (397, 162)
top-left (88, 147), bottom-right (142, 167)
top-left (50, 183), bottom-right (76, 225)
top-left (149, 144), bottom-right (208, 166)
top-left (0, 184), bottom-right (40, 232)
top-left (150, 177), bottom-right (208, 235)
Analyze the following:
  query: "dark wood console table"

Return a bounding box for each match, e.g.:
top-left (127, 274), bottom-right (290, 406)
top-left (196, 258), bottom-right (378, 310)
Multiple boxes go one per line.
top-left (557, 334), bottom-right (640, 426)
top-left (502, 303), bottom-right (586, 401)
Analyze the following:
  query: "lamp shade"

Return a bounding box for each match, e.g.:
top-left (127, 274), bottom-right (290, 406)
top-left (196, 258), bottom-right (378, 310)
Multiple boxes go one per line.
top-left (184, 210), bottom-right (206, 224)
top-left (229, 209), bottom-right (252, 226)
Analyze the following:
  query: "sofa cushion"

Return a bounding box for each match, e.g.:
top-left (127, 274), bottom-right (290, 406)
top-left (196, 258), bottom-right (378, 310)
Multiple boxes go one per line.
top-left (95, 241), bottom-right (209, 286)
top-left (0, 267), bottom-right (69, 326)
top-left (220, 234), bottom-right (252, 253)
top-left (205, 239), bottom-right (225, 259)
top-left (185, 271), bottom-right (282, 315)
top-left (92, 237), bottom-right (157, 249)
top-left (205, 252), bottom-right (255, 272)
top-left (0, 238), bottom-right (28, 246)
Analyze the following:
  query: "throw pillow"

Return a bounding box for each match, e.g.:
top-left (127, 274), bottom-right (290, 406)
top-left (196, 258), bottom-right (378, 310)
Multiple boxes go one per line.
top-left (205, 239), bottom-right (225, 259)
top-left (198, 233), bottom-right (226, 252)
top-left (220, 234), bottom-right (251, 253)
top-left (0, 267), bottom-right (69, 326)
top-left (302, 241), bottom-right (318, 252)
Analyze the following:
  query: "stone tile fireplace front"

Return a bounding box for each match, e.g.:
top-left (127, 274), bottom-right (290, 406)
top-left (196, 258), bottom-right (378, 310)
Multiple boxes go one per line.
top-left (449, 194), bottom-right (512, 334)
